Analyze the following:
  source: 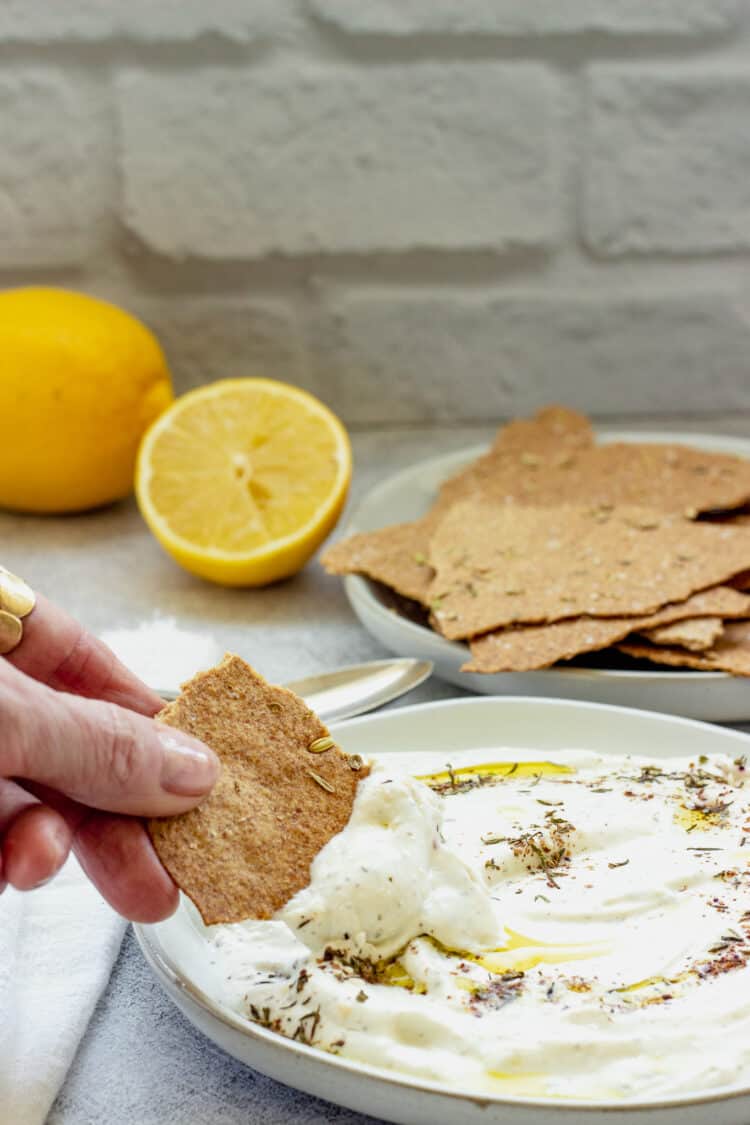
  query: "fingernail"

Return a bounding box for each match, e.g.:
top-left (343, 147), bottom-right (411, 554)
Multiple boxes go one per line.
top-left (158, 730), bottom-right (220, 796)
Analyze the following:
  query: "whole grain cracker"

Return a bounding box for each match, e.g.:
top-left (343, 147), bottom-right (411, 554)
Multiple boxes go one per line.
top-left (489, 405), bottom-right (595, 455)
top-left (322, 409), bottom-right (750, 634)
top-left (321, 407), bottom-right (595, 605)
top-left (438, 406), bottom-right (595, 510)
top-left (442, 441), bottom-right (750, 516)
top-left (619, 620), bottom-right (750, 676)
top-left (147, 654), bottom-right (370, 926)
top-left (430, 501), bottom-right (750, 641)
top-left (640, 616), bottom-right (724, 652)
top-left (321, 515), bottom-right (436, 604)
top-left (465, 586), bottom-right (750, 674)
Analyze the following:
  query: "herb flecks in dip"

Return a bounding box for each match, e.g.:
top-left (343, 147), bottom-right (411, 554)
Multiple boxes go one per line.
top-left (202, 748), bottom-right (750, 1100)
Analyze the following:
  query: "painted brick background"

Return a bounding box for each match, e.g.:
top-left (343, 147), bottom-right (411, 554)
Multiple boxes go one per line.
top-left (2, 0), bottom-right (750, 425)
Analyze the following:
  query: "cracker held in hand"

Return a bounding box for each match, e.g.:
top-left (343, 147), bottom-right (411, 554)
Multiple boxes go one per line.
top-left (430, 502), bottom-right (750, 641)
top-left (147, 655), bottom-right (370, 926)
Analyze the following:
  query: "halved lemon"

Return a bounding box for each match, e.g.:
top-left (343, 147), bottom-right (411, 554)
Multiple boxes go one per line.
top-left (135, 378), bottom-right (352, 586)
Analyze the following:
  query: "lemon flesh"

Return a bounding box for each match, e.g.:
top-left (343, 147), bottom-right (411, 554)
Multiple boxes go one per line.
top-left (0, 287), bottom-right (173, 513)
top-left (135, 379), bottom-right (352, 587)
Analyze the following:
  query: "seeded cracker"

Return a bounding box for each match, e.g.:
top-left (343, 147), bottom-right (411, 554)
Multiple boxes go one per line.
top-left (321, 406), bottom-right (594, 606)
top-left (430, 502), bottom-right (750, 641)
top-left (640, 617), bottom-right (724, 652)
top-left (619, 620), bottom-right (750, 676)
top-left (442, 442), bottom-right (750, 514)
top-left (439, 405), bottom-right (595, 508)
top-left (147, 655), bottom-right (370, 925)
top-left (321, 514), bottom-right (437, 605)
top-left (465, 587), bottom-right (750, 673)
top-left (488, 405), bottom-right (595, 455)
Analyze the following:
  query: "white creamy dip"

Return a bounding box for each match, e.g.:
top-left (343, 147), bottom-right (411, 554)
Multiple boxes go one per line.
top-left (202, 747), bottom-right (750, 1101)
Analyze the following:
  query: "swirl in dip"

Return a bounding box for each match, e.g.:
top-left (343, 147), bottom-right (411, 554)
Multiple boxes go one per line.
top-left (201, 747), bottom-right (750, 1100)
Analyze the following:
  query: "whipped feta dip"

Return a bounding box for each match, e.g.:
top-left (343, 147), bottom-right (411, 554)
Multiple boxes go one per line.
top-left (201, 747), bottom-right (750, 1101)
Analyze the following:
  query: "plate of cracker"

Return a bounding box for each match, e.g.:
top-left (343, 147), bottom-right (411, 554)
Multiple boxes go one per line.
top-left (136, 656), bottom-right (750, 1125)
top-left (323, 407), bottom-right (750, 721)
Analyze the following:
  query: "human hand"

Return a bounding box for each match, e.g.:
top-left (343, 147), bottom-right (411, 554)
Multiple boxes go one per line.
top-left (1, 592), bottom-right (220, 921)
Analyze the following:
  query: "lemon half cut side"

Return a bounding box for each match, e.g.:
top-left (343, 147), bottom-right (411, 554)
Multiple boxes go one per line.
top-left (135, 378), bottom-right (352, 587)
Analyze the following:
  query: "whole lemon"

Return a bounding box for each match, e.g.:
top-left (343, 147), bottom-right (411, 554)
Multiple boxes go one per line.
top-left (0, 288), bottom-right (173, 513)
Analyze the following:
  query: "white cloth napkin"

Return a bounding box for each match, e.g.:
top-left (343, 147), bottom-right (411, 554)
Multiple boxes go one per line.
top-left (0, 857), bottom-right (126, 1124)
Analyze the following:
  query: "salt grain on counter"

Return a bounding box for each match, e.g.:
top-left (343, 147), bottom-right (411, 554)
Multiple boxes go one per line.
top-left (100, 616), bottom-right (222, 690)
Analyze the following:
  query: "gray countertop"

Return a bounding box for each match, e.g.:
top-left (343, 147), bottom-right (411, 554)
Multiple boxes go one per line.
top-left (2, 418), bottom-right (750, 1125)
top-left (1, 425), bottom-right (496, 690)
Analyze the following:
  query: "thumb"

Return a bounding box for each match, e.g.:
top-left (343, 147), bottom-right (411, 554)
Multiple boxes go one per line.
top-left (5, 674), bottom-right (220, 816)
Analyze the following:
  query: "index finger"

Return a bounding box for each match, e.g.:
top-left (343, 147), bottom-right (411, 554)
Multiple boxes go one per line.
top-left (5, 592), bottom-right (164, 716)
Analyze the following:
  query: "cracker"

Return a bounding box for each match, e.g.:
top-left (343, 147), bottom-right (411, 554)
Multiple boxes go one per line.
top-left (429, 502), bottom-right (750, 641)
top-left (147, 655), bottom-right (370, 925)
top-left (640, 617), bottom-right (724, 652)
top-left (321, 408), bottom-right (596, 605)
top-left (619, 621), bottom-right (750, 676)
top-left (322, 408), bottom-right (594, 604)
top-left (442, 441), bottom-right (750, 515)
top-left (321, 515), bottom-right (436, 604)
top-left (439, 406), bottom-right (595, 510)
top-left (322, 408), bottom-right (750, 637)
top-left (488, 405), bottom-right (595, 455)
top-left (465, 586), bottom-right (750, 674)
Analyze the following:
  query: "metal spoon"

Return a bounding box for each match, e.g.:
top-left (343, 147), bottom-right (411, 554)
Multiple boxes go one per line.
top-left (155, 657), bottom-right (433, 722)
top-left (286, 657), bottom-right (433, 722)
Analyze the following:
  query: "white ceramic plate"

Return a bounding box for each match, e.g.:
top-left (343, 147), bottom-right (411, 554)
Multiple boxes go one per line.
top-left (135, 697), bottom-right (750, 1125)
top-left (343, 429), bottom-right (750, 722)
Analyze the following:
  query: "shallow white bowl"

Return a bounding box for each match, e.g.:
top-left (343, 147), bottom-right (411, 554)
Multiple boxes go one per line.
top-left (135, 696), bottom-right (750, 1125)
top-left (343, 429), bottom-right (750, 721)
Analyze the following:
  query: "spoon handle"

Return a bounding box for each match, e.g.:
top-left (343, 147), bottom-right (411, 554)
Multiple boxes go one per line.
top-left (154, 657), bottom-right (432, 722)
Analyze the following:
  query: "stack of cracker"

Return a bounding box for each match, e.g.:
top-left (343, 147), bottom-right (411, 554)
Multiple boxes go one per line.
top-left (323, 407), bottom-right (750, 676)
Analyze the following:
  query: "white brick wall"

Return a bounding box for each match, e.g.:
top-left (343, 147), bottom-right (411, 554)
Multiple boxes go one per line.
top-left (311, 291), bottom-right (750, 423)
top-left (0, 72), bottom-right (107, 267)
top-left (307, 0), bottom-right (741, 37)
top-left (2, 0), bottom-right (750, 426)
top-left (117, 64), bottom-right (558, 257)
top-left (585, 67), bottom-right (750, 256)
top-left (0, 0), bottom-right (290, 42)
